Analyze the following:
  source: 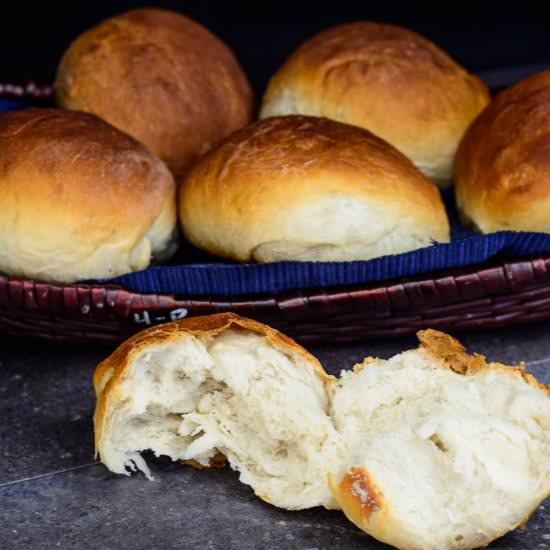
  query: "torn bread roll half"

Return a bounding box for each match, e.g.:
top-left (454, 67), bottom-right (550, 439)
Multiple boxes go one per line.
top-left (93, 313), bottom-right (346, 510)
top-left (329, 329), bottom-right (550, 550)
top-left (94, 314), bottom-right (550, 549)
top-left (179, 115), bottom-right (450, 262)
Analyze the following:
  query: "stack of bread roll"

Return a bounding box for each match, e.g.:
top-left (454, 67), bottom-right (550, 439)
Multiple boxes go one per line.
top-left (1, 10), bottom-right (520, 283)
top-left (94, 313), bottom-right (550, 550)
top-left (0, 8), bottom-right (253, 283)
top-left (1, 9), bottom-right (549, 283)
top-left (178, 20), bottom-right (494, 263)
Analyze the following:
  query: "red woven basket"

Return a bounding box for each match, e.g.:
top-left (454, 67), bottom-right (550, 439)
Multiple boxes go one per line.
top-left (2, 82), bottom-right (550, 344)
top-left (2, 257), bottom-right (550, 345)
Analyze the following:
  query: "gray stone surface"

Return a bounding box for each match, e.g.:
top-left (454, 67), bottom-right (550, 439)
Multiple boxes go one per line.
top-left (0, 462), bottom-right (377, 550)
top-left (0, 460), bottom-right (548, 550)
top-left (1, 461), bottom-right (548, 550)
top-left (0, 338), bottom-right (106, 482)
top-left (1, 323), bottom-right (549, 549)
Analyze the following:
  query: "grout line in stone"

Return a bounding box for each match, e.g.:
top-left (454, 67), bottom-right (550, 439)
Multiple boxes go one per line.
top-left (0, 461), bottom-right (98, 489)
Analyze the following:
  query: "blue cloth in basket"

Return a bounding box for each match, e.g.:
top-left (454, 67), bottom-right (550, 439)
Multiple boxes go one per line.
top-left (0, 99), bottom-right (28, 113)
top-left (100, 190), bottom-right (550, 296)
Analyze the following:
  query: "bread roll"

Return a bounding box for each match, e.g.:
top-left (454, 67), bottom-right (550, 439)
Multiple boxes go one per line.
top-left (55, 8), bottom-right (253, 178)
top-left (179, 115), bottom-right (450, 262)
top-left (94, 313), bottom-right (346, 510)
top-left (0, 108), bottom-right (177, 283)
top-left (329, 329), bottom-right (550, 550)
top-left (94, 314), bottom-right (550, 548)
top-left (260, 22), bottom-right (490, 186)
top-left (455, 70), bottom-right (550, 233)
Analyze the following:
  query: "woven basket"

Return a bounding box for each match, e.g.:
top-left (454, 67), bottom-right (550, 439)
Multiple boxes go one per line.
top-left (2, 81), bottom-right (550, 344)
top-left (1, 257), bottom-right (550, 344)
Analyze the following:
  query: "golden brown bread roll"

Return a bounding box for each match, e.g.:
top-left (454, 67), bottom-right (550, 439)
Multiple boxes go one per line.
top-left (260, 22), bottom-right (490, 187)
top-left (55, 7), bottom-right (253, 178)
top-left (0, 108), bottom-right (177, 283)
top-left (179, 115), bottom-right (450, 262)
top-left (455, 70), bottom-right (550, 233)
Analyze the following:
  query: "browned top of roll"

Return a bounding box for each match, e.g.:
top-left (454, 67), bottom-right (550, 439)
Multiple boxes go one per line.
top-left (179, 115), bottom-right (449, 262)
top-left (0, 107), bottom-right (171, 221)
top-left (55, 8), bottom-right (253, 177)
top-left (455, 70), bottom-right (550, 232)
top-left (260, 22), bottom-right (489, 185)
top-left (0, 108), bottom-right (176, 282)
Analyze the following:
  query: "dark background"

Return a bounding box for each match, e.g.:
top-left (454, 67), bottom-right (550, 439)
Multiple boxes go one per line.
top-left (1, 2), bottom-right (549, 96)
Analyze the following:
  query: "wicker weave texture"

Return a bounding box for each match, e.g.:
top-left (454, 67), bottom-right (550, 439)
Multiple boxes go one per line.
top-left (1, 258), bottom-right (550, 344)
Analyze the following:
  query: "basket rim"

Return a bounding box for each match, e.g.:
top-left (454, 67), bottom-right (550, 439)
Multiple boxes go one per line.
top-left (2, 254), bottom-right (550, 346)
top-left (2, 253), bottom-right (550, 302)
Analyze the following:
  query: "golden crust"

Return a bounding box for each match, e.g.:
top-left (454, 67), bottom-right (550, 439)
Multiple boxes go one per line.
top-left (0, 108), bottom-right (176, 282)
top-left (328, 467), bottom-right (392, 543)
top-left (93, 312), bottom-right (333, 457)
top-left (180, 452), bottom-right (227, 471)
top-left (260, 22), bottom-right (489, 185)
top-left (418, 329), bottom-right (550, 395)
top-left (179, 115), bottom-right (450, 261)
top-left (328, 466), bottom-right (382, 520)
top-left (55, 7), bottom-right (253, 177)
top-left (455, 70), bottom-right (550, 233)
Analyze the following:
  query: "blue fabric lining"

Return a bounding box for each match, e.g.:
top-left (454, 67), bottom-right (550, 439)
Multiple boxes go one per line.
top-left (0, 99), bottom-right (28, 113)
top-left (98, 190), bottom-right (550, 296)
top-left (100, 231), bottom-right (550, 296)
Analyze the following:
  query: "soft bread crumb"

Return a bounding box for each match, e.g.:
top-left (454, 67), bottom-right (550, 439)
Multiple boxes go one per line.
top-left (96, 325), bottom-right (345, 510)
top-left (329, 330), bottom-right (550, 550)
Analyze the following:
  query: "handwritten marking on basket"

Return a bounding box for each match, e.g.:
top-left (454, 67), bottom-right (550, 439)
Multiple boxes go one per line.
top-left (133, 308), bottom-right (188, 325)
